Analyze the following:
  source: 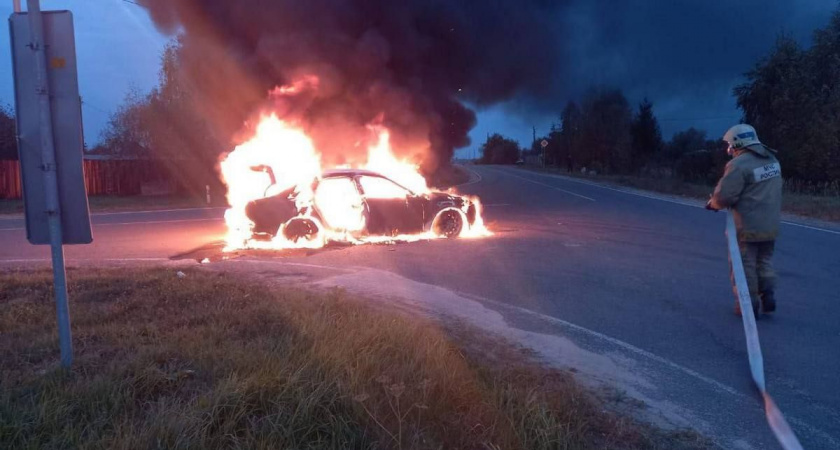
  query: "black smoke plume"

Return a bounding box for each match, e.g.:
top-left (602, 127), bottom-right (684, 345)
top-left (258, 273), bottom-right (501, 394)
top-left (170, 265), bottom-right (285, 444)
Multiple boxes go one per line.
top-left (139, 0), bottom-right (561, 172)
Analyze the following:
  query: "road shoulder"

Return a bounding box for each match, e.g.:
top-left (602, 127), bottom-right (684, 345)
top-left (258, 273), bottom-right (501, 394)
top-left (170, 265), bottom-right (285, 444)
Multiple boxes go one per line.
top-left (508, 165), bottom-right (840, 234)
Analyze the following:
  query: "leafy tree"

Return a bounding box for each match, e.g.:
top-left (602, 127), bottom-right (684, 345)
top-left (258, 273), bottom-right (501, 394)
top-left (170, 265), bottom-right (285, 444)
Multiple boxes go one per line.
top-left (558, 101), bottom-right (581, 171)
top-left (140, 43), bottom-right (225, 164)
top-left (479, 133), bottom-right (521, 164)
top-left (0, 104), bottom-right (16, 160)
top-left (100, 42), bottom-right (225, 194)
top-left (734, 36), bottom-right (813, 179)
top-left (666, 127), bottom-right (707, 160)
top-left (629, 98), bottom-right (663, 171)
top-left (735, 8), bottom-right (840, 183)
top-left (577, 88), bottom-right (633, 173)
top-left (101, 88), bottom-right (151, 156)
top-left (802, 10), bottom-right (840, 182)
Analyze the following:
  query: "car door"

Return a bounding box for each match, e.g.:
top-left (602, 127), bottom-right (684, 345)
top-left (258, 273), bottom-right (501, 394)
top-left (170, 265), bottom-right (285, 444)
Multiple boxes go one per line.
top-left (357, 175), bottom-right (424, 235)
top-left (313, 176), bottom-right (366, 233)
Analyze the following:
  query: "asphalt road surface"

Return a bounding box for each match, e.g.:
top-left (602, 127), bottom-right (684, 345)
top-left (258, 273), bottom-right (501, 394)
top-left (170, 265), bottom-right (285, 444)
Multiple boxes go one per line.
top-left (2, 165), bottom-right (839, 449)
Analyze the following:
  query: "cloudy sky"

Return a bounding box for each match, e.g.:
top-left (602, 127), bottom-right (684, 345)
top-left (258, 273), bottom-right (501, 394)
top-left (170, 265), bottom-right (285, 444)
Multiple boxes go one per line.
top-left (1, 0), bottom-right (836, 158)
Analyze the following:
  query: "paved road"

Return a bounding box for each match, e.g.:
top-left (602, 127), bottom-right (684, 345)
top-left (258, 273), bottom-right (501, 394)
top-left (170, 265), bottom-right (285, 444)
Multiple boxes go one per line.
top-left (2, 165), bottom-right (838, 448)
top-left (0, 207), bottom-right (227, 262)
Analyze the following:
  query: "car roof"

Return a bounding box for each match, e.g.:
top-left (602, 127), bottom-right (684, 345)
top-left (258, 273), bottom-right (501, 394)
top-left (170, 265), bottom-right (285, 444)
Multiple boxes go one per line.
top-left (321, 168), bottom-right (385, 178)
top-left (319, 168), bottom-right (416, 194)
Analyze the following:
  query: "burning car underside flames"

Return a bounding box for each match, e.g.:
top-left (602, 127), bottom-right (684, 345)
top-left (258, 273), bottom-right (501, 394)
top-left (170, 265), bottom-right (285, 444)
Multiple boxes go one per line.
top-left (220, 115), bottom-right (490, 251)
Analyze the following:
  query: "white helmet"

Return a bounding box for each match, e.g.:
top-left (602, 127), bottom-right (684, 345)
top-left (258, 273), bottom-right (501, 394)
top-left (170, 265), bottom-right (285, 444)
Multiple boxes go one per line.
top-left (723, 124), bottom-right (761, 155)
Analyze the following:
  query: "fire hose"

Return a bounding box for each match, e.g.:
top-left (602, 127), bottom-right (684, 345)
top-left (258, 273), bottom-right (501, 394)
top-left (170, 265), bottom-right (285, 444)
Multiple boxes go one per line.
top-left (726, 211), bottom-right (803, 450)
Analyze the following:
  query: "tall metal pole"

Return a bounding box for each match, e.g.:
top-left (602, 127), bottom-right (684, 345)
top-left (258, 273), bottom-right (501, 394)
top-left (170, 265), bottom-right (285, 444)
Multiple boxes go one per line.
top-left (26, 0), bottom-right (73, 367)
top-left (13, 0), bottom-right (21, 13)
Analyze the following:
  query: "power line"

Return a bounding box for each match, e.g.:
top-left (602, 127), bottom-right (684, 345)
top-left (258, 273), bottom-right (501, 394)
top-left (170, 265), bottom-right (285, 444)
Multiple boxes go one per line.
top-left (80, 100), bottom-right (111, 116)
top-left (121, 0), bottom-right (146, 7)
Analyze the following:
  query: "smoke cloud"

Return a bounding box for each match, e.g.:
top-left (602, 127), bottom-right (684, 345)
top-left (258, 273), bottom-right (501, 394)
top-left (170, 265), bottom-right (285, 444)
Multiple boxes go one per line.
top-left (139, 0), bottom-right (563, 172)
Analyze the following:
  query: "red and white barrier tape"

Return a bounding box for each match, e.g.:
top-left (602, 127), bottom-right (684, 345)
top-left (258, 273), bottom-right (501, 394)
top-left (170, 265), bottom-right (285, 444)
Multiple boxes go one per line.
top-left (726, 212), bottom-right (803, 450)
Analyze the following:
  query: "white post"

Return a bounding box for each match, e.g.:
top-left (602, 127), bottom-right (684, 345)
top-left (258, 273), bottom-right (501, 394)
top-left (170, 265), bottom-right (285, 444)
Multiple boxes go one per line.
top-left (205, 184), bottom-right (211, 205)
top-left (27, 0), bottom-right (73, 367)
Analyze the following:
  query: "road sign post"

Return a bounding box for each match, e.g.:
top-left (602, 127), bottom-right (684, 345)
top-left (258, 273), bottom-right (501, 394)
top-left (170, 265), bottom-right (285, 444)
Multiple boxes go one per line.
top-left (540, 139), bottom-right (548, 168)
top-left (9, 1), bottom-right (91, 367)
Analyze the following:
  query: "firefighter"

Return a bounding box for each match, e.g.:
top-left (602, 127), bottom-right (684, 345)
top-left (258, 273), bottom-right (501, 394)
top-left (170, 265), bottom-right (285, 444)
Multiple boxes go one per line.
top-left (706, 124), bottom-right (783, 317)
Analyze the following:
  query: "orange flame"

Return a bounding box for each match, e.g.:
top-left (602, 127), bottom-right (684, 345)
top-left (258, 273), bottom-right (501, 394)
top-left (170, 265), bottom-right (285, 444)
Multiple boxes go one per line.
top-left (219, 111), bottom-right (490, 251)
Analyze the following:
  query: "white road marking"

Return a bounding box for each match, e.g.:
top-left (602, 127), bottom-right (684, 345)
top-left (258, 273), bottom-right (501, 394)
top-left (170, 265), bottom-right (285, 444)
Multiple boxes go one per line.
top-left (91, 207), bottom-right (226, 216)
top-left (465, 292), bottom-right (744, 397)
top-left (96, 218), bottom-right (221, 227)
top-left (781, 221), bottom-right (840, 235)
top-left (495, 168), bottom-right (596, 202)
top-left (515, 168), bottom-right (701, 207)
top-left (0, 217), bottom-right (223, 233)
top-left (0, 206), bottom-right (226, 221)
top-left (456, 165), bottom-right (484, 187)
top-left (0, 257), bottom-right (170, 263)
top-left (1, 217), bottom-right (223, 232)
top-left (510, 168), bottom-right (840, 235)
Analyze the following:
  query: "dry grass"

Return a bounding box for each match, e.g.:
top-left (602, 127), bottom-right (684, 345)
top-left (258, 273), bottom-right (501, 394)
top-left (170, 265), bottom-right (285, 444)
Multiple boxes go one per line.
top-left (0, 268), bottom-right (709, 450)
top-left (781, 193), bottom-right (840, 222)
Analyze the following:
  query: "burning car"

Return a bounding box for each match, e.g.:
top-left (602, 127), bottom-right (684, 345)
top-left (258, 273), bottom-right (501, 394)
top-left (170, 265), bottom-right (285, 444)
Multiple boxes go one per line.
top-left (245, 168), bottom-right (478, 244)
top-left (219, 115), bottom-right (489, 250)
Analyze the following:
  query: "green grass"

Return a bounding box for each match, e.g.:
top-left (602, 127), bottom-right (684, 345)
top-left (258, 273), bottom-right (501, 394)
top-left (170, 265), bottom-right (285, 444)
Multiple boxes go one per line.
top-left (0, 269), bottom-right (708, 449)
top-left (521, 165), bottom-right (840, 223)
top-left (0, 195), bottom-right (224, 216)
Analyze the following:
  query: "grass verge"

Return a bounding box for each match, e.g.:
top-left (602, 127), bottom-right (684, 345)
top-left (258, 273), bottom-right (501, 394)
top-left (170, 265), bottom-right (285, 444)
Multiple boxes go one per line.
top-left (519, 165), bottom-right (840, 223)
top-left (0, 268), bottom-right (708, 449)
top-left (0, 195), bottom-right (225, 216)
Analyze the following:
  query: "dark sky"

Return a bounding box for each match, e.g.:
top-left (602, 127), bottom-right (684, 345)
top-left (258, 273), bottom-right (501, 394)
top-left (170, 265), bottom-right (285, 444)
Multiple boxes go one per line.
top-left (469, 0), bottom-right (837, 155)
top-left (1, 1), bottom-right (836, 156)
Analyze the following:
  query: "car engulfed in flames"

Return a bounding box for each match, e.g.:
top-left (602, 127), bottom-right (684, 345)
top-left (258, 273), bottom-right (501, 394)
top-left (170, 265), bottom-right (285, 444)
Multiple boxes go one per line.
top-left (220, 114), bottom-right (489, 251)
top-left (246, 168), bottom-right (480, 245)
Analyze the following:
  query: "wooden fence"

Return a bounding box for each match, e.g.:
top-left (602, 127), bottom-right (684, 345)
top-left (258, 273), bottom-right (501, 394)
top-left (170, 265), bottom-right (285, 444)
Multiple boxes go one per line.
top-left (0, 159), bottom-right (183, 199)
top-left (0, 160), bottom-right (22, 199)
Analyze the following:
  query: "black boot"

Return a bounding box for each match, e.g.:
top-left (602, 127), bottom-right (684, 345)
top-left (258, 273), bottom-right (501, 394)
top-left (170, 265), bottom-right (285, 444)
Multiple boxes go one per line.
top-left (762, 290), bottom-right (776, 313)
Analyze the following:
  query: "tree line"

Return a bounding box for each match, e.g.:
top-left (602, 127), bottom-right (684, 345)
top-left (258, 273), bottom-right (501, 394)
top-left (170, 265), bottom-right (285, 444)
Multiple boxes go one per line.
top-left (481, 8), bottom-right (840, 188)
top-left (95, 43), bottom-right (226, 195)
top-left (2, 9), bottom-right (839, 190)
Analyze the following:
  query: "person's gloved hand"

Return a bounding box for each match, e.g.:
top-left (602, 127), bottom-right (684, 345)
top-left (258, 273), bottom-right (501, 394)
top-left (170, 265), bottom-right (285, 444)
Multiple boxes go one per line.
top-left (705, 198), bottom-right (718, 211)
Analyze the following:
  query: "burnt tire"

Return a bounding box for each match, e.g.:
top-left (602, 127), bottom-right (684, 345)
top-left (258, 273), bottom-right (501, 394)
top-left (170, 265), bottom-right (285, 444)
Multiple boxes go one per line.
top-left (282, 218), bottom-right (320, 243)
top-left (433, 210), bottom-right (464, 238)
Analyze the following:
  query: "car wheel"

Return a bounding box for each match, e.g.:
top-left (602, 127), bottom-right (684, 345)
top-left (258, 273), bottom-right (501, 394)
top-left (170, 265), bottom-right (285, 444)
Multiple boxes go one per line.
top-left (282, 218), bottom-right (320, 243)
top-left (433, 210), bottom-right (463, 238)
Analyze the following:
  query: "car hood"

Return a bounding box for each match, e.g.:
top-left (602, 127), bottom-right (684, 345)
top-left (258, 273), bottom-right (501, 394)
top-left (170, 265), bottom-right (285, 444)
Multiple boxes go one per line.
top-left (427, 191), bottom-right (467, 209)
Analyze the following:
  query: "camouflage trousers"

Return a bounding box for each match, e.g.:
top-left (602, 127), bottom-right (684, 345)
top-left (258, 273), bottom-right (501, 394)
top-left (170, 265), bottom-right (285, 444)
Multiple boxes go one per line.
top-left (729, 240), bottom-right (777, 304)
